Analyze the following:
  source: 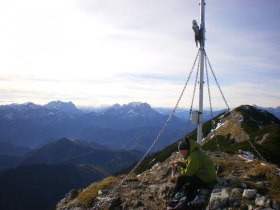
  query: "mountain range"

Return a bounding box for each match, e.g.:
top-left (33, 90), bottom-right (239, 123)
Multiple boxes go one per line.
top-left (1, 101), bottom-right (278, 152)
top-left (0, 102), bottom-right (280, 210)
top-left (0, 101), bottom-right (187, 150)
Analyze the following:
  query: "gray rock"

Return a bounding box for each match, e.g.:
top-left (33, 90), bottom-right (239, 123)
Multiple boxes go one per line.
top-left (229, 196), bottom-right (241, 207)
top-left (247, 204), bottom-right (253, 210)
top-left (240, 182), bottom-right (247, 189)
top-left (152, 163), bottom-right (160, 169)
top-left (227, 176), bottom-right (241, 188)
top-left (273, 200), bottom-right (280, 210)
top-left (243, 189), bottom-right (257, 199)
top-left (230, 188), bottom-right (243, 197)
top-left (217, 178), bottom-right (228, 187)
top-left (265, 199), bottom-right (272, 208)
top-left (255, 194), bottom-right (267, 207)
top-left (208, 188), bottom-right (230, 209)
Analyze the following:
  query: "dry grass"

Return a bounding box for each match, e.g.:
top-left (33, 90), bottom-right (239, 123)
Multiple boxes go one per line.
top-left (213, 155), bottom-right (251, 177)
top-left (246, 162), bottom-right (280, 201)
top-left (75, 176), bottom-right (119, 208)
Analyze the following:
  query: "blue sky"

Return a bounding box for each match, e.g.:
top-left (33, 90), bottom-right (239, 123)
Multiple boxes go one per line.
top-left (0, 0), bottom-right (279, 108)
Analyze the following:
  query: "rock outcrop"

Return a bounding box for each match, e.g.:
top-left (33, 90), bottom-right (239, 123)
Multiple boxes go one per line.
top-left (56, 151), bottom-right (280, 210)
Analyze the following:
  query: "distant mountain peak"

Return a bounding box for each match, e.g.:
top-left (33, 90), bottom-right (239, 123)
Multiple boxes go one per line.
top-left (105, 102), bottom-right (157, 119)
top-left (127, 102), bottom-right (149, 107)
top-left (110, 103), bottom-right (121, 110)
top-left (9, 102), bottom-right (41, 110)
top-left (110, 102), bottom-right (151, 110)
top-left (45, 100), bottom-right (79, 114)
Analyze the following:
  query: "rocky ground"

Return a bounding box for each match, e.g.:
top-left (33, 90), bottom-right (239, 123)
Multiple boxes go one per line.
top-left (56, 151), bottom-right (280, 210)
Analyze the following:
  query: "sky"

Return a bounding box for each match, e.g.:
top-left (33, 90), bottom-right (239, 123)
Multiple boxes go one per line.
top-left (0, 0), bottom-right (279, 109)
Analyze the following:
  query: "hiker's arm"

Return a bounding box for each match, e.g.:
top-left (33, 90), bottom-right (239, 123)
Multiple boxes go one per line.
top-left (176, 160), bottom-right (187, 174)
top-left (176, 161), bottom-right (186, 168)
top-left (178, 154), bottom-right (199, 176)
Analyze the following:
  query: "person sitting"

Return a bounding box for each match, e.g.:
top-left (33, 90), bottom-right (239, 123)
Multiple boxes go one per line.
top-left (170, 138), bottom-right (218, 201)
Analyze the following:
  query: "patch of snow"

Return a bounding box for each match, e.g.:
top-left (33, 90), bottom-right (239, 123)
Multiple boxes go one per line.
top-left (239, 116), bottom-right (243, 122)
top-left (219, 115), bottom-right (224, 119)
top-left (238, 150), bottom-right (254, 162)
top-left (216, 123), bottom-right (222, 129)
top-left (215, 122), bottom-right (225, 130)
top-left (127, 109), bottom-right (138, 117)
top-left (244, 105), bottom-right (250, 110)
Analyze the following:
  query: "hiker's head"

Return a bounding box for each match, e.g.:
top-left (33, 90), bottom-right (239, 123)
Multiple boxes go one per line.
top-left (178, 139), bottom-right (190, 157)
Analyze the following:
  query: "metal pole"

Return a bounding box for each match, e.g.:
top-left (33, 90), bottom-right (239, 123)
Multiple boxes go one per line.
top-left (197, 0), bottom-right (205, 144)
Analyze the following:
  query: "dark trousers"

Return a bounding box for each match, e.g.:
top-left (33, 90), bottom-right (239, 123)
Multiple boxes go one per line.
top-left (172, 175), bottom-right (205, 197)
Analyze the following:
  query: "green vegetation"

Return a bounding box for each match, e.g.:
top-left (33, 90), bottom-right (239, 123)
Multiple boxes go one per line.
top-left (202, 134), bottom-right (235, 151)
top-left (235, 105), bottom-right (280, 138)
top-left (253, 124), bottom-right (280, 164)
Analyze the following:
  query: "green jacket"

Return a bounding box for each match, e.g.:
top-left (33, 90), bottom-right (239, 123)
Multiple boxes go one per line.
top-left (177, 140), bottom-right (218, 187)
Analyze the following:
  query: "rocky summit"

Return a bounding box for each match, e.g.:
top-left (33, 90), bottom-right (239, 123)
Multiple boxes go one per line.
top-left (56, 151), bottom-right (280, 210)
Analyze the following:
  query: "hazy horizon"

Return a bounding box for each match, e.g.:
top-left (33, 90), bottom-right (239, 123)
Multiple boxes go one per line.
top-left (0, 99), bottom-right (278, 110)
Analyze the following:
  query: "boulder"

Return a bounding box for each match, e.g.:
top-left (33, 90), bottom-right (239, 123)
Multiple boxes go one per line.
top-left (242, 189), bottom-right (257, 199)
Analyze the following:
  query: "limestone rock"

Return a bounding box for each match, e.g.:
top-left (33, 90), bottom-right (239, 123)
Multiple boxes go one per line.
top-left (255, 194), bottom-right (267, 207)
top-left (243, 189), bottom-right (257, 199)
